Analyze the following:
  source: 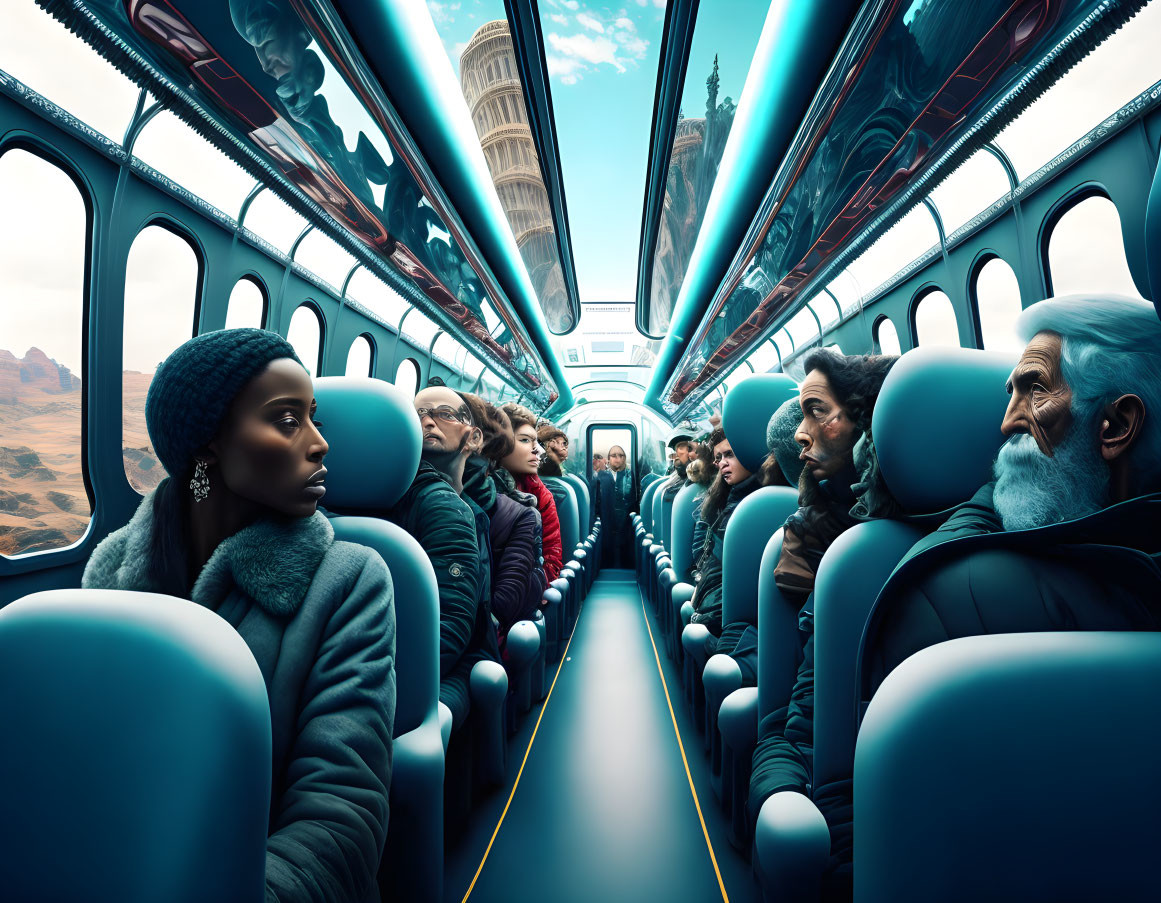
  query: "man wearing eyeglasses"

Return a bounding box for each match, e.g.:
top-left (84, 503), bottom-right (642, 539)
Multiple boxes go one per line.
top-left (388, 386), bottom-right (500, 739)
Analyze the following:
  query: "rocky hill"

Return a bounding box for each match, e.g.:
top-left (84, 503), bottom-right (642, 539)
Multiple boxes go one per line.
top-left (0, 348), bottom-right (161, 556)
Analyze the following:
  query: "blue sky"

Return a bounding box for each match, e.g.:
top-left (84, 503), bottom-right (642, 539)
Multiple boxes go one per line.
top-left (425, 0), bottom-right (767, 307)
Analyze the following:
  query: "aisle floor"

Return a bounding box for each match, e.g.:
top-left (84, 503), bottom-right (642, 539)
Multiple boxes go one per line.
top-left (445, 569), bottom-right (761, 903)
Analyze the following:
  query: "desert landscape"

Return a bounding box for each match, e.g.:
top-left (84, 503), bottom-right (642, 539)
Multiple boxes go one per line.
top-left (0, 347), bottom-right (161, 557)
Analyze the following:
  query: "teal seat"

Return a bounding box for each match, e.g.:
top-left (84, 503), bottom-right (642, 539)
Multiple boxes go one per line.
top-left (857, 632), bottom-right (1161, 902)
top-left (721, 373), bottom-right (799, 476)
top-left (0, 589), bottom-right (270, 903)
top-left (314, 376), bottom-right (446, 902)
top-left (544, 477), bottom-right (584, 628)
top-left (754, 347), bottom-right (1015, 902)
top-left (662, 482), bottom-right (702, 660)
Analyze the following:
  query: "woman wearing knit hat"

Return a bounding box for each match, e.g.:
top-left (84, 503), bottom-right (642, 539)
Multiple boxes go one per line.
top-left (83, 328), bottom-right (396, 903)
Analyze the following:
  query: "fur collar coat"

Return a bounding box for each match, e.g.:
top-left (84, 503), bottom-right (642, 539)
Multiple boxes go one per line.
top-left (84, 492), bottom-right (396, 903)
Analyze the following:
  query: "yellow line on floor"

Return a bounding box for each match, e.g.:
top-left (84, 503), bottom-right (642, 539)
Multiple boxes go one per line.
top-left (639, 594), bottom-right (731, 903)
top-left (461, 603), bottom-right (587, 903)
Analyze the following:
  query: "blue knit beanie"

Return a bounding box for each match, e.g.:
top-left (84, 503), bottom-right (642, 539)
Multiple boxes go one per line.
top-left (145, 328), bottom-right (303, 478)
top-left (766, 397), bottom-right (805, 486)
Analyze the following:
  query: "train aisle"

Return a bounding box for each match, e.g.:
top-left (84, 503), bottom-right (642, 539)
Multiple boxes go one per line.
top-left (448, 569), bottom-right (760, 903)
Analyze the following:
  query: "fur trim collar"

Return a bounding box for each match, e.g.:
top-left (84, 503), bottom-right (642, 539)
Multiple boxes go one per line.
top-left (84, 493), bottom-right (334, 617)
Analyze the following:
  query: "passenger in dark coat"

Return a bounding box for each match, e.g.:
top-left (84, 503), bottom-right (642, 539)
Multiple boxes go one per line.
top-left (83, 329), bottom-right (395, 903)
top-left (598, 444), bottom-right (637, 567)
top-left (689, 428), bottom-right (762, 638)
top-left (392, 387), bottom-right (499, 730)
top-left (745, 351), bottom-right (897, 901)
top-left (778, 295), bottom-right (1161, 899)
top-left (502, 403), bottom-right (564, 583)
top-left (459, 393), bottom-right (546, 641)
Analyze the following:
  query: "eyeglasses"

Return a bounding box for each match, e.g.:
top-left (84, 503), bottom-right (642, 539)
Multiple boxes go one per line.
top-left (416, 405), bottom-right (471, 425)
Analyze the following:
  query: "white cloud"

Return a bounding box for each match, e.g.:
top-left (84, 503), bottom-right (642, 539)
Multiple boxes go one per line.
top-left (550, 13), bottom-right (569, 25)
top-left (618, 34), bottom-right (648, 57)
top-left (426, 0), bottom-right (453, 25)
top-left (652, 0), bottom-right (666, 7)
top-left (576, 12), bottom-right (605, 33)
top-left (614, 16), bottom-right (635, 30)
top-left (562, 0), bottom-right (580, 9)
top-left (547, 31), bottom-right (625, 72)
top-left (546, 53), bottom-right (587, 80)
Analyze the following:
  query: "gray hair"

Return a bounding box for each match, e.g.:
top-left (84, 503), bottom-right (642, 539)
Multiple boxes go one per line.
top-left (1017, 293), bottom-right (1161, 494)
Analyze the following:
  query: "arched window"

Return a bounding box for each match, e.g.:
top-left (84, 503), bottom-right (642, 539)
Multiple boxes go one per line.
top-left (346, 334), bottom-right (374, 377)
top-left (874, 316), bottom-right (901, 355)
top-left (0, 148), bottom-right (92, 554)
top-left (972, 257), bottom-right (1023, 353)
top-left (1045, 194), bottom-right (1139, 298)
top-left (287, 303), bottom-right (324, 377)
top-left (224, 276), bottom-right (266, 330)
top-left (394, 358), bottom-right (420, 397)
top-left (913, 290), bottom-right (960, 348)
top-left (123, 223), bottom-right (201, 494)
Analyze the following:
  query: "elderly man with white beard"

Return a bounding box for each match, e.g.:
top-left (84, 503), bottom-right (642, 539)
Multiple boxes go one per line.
top-left (860, 293), bottom-right (1161, 700)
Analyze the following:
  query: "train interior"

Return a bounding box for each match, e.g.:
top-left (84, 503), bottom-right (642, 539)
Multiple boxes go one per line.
top-left (2, 0), bottom-right (1161, 901)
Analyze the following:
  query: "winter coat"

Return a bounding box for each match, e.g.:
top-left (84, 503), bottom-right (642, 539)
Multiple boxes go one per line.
top-left (463, 456), bottom-right (546, 634)
top-left (83, 490), bottom-right (396, 903)
top-left (539, 457), bottom-right (563, 478)
top-left (388, 462), bottom-right (498, 728)
top-left (517, 472), bottom-right (562, 583)
top-left (690, 473), bottom-right (761, 636)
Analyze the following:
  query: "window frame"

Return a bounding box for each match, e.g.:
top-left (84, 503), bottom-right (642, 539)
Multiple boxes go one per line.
top-left (0, 139), bottom-right (96, 564)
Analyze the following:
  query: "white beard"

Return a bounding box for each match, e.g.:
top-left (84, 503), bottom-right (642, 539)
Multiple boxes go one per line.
top-left (992, 415), bottom-right (1109, 531)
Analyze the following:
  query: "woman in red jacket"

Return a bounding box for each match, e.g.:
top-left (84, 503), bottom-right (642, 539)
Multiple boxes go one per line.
top-left (501, 403), bottom-right (562, 584)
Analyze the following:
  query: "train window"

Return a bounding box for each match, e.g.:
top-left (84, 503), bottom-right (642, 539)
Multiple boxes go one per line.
top-left (1045, 195), bottom-right (1139, 298)
top-left (874, 316), bottom-right (901, 356)
top-left (432, 333), bottom-right (460, 369)
top-left (132, 111), bottom-right (258, 218)
top-left (345, 335), bottom-right (375, 377)
top-left (0, 149), bottom-right (91, 556)
top-left (395, 358), bottom-right (420, 397)
top-left (927, 150), bottom-right (1011, 236)
top-left (809, 296), bottom-right (841, 332)
top-left (346, 269), bottom-right (407, 326)
top-left (242, 190), bottom-right (310, 256)
top-left (847, 206), bottom-right (940, 302)
top-left (590, 428), bottom-right (634, 478)
top-left (224, 277), bottom-right (266, 330)
top-left (294, 230), bottom-right (359, 293)
top-left (287, 304), bottom-right (324, 377)
top-left (995, 3), bottom-right (1161, 180)
top-left (972, 257), bottom-right (1023, 353)
top-left (913, 290), bottom-right (960, 349)
top-left (123, 224), bottom-right (201, 495)
top-left (784, 306), bottom-right (820, 351)
top-left (401, 308), bottom-right (440, 347)
top-left (5, 3), bottom-right (140, 142)
top-left (826, 270), bottom-right (862, 317)
top-left (746, 341), bottom-right (781, 374)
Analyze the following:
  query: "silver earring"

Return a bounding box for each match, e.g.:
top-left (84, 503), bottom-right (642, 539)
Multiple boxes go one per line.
top-left (190, 459), bottom-right (211, 503)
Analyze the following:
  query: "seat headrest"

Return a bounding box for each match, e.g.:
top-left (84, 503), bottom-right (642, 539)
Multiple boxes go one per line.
top-left (872, 346), bottom-right (1016, 514)
top-left (314, 377), bottom-right (422, 511)
top-left (722, 373), bottom-right (799, 472)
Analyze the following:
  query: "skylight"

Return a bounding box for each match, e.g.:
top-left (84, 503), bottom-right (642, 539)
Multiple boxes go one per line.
top-left (645, 0), bottom-right (769, 335)
top-left (425, 1), bottom-right (575, 332)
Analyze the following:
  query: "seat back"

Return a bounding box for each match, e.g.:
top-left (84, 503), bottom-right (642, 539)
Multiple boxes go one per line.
top-left (641, 472), bottom-right (661, 489)
top-left (563, 473), bottom-right (592, 531)
top-left (723, 373), bottom-right (799, 473)
top-left (660, 481), bottom-right (681, 550)
top-left (756, 529), bottom-right (800, 723)
top-left (314, 377), bottom-right (435, 736)
top-left (856, 632), bottom-right (1161, 903)
top-left (722, 487), bottom-right (800, 626)
top-left (669, 482), bottom-right (701, 582)
top-left (810, 347), bottom-right (1015, 789)
top-left (544, 476), bottom-right (581, 555)
top-left (652, 483), bottom-right (667, 548)
top-left (0, 589), bottom-right (270, 903)
top-left (639, 479), bottom-right (661, 535)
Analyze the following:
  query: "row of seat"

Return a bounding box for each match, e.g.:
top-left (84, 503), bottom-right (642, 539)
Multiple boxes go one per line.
top-left (633, 349), bottom-right (1161, 900)
top-left (0, 377), bottom-right (602, 903)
